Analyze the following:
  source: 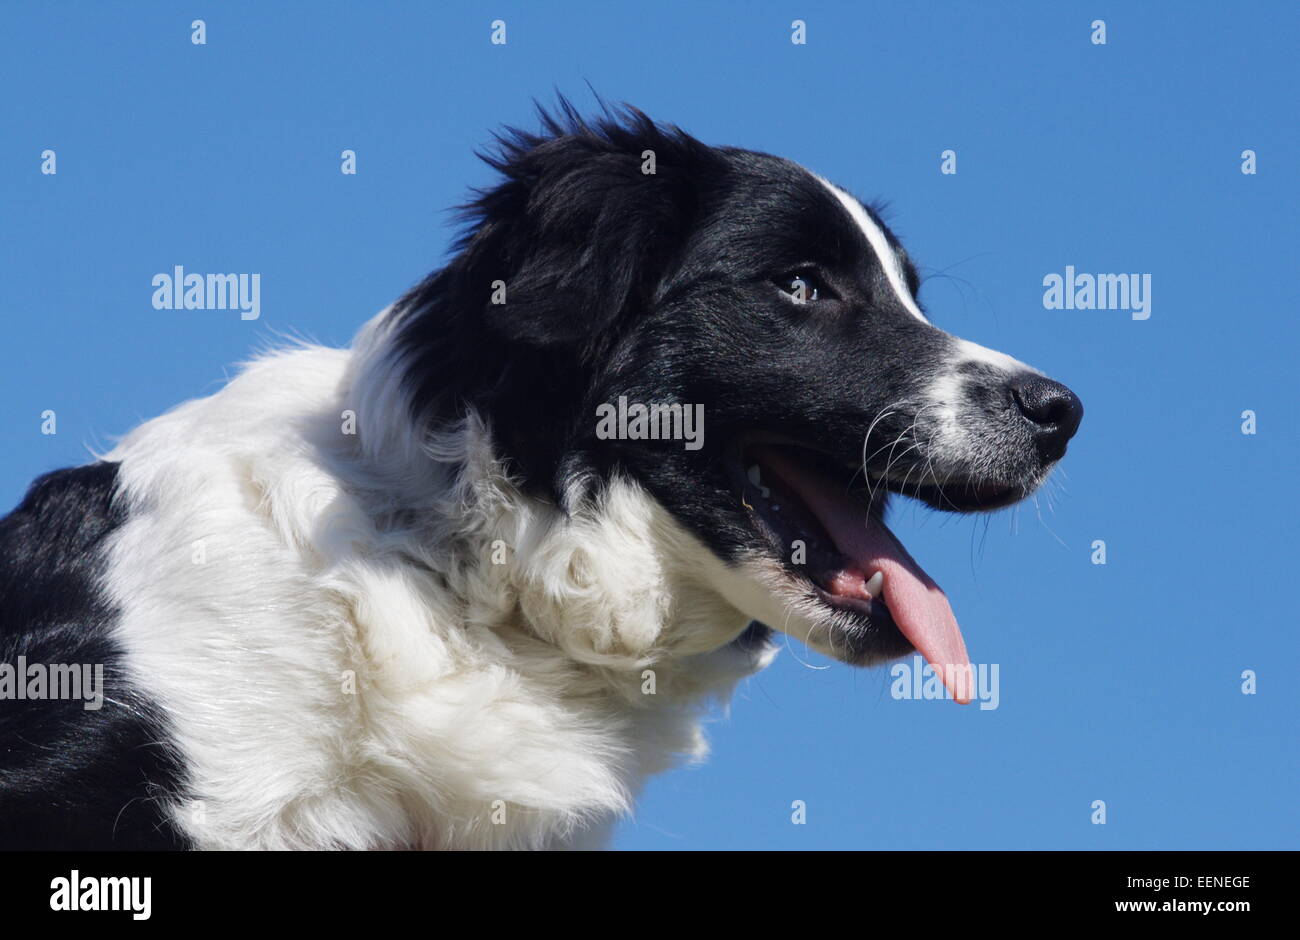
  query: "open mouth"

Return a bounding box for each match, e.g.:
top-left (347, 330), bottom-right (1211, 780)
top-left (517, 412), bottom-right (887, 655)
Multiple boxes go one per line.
top-left (731, 440), bottom-right (976, 703)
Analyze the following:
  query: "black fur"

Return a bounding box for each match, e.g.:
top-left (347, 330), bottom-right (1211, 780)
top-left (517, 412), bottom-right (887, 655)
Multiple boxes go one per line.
top-left (0, 463), bottom-right (188, 849)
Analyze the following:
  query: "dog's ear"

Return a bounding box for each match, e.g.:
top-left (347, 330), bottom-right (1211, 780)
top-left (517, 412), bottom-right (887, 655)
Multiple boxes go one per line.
top-left (453, 106), bottom-right (709, 352)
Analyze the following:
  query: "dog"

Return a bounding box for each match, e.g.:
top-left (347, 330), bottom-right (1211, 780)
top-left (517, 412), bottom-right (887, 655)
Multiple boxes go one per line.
top-left (0, 104), bottom-right (1081, 849)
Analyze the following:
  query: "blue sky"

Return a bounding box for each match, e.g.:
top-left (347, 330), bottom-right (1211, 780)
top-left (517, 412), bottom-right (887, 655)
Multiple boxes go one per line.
top-left (1, 2), bottom-right (1295, 849)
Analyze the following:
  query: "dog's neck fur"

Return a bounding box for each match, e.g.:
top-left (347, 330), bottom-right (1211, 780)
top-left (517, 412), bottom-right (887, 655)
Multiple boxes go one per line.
top-left (106, 309), bottom-right (774, 849)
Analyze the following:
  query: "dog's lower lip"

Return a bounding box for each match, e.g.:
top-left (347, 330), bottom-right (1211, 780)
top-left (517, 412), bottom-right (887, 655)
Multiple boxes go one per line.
top-left (871, 473), bottom-right (1019, 511)
top-left (812, 584), bottom-right (906, 641)
top-left (915, 481), bottom-right (1018, 510)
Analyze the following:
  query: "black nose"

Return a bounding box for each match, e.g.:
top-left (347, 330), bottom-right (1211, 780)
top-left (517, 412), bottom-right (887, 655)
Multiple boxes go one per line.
top-left (1009, 375), bottom-right (1083, 462)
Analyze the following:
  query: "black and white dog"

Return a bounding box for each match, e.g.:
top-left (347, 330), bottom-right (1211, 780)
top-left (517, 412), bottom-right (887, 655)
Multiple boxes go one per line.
top-left (0, 105), bottom-right (1081, 850)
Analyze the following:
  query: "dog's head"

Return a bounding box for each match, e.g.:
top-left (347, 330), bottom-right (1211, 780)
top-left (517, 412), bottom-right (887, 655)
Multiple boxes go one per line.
top-left (392, 105), bottom-right (1082, 694)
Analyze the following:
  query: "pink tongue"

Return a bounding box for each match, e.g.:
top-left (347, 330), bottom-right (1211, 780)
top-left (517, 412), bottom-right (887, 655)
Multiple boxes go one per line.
top-left (753, 446), bottom-right (973, 704)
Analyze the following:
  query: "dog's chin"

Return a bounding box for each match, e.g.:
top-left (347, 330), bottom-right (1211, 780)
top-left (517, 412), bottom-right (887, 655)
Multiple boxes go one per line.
top-left (765, 576), bottom-right (918, 666)
top-left (882, 470), bottom-right (1043, 514)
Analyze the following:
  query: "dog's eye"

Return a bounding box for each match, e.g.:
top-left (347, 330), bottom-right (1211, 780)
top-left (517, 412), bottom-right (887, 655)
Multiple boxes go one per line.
top-left (775, 270), bottom-right (832, 304)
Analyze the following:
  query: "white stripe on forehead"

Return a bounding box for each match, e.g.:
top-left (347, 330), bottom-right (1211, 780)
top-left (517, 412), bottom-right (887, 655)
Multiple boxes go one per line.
top-left (815, 176), bottom-right (928, 323)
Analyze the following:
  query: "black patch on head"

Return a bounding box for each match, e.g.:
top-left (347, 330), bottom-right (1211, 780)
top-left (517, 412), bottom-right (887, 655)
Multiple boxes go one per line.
top-left (386, 99), bottom-right (1062, 599)
top-left (0, 462), bottom-right (190, 849)
top-left (388, 101), bottom-right (952, 535)
top-left (389, 100), bottom-right (728, 496)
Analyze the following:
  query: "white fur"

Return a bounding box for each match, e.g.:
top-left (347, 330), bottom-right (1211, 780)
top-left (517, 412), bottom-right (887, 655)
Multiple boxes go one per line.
top-left (817, 176), bottom-right (928, 323)
top-left (952, 337), bottom-right (1035, 375)
top-left (920, 338), bottom-right (1039, 468)
top-left (817, 177), bottom-right (1040, 470)
top-left (101, 309), bottom-right (776, 850)
top-left (813, 175), bottom-right (1038, 454)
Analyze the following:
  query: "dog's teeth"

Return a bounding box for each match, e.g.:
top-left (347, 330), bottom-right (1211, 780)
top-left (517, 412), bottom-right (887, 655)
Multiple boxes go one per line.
top-left (746, 464), bottom-right (771, 498)
top-left (864, 570), bottom-right (884, 599)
